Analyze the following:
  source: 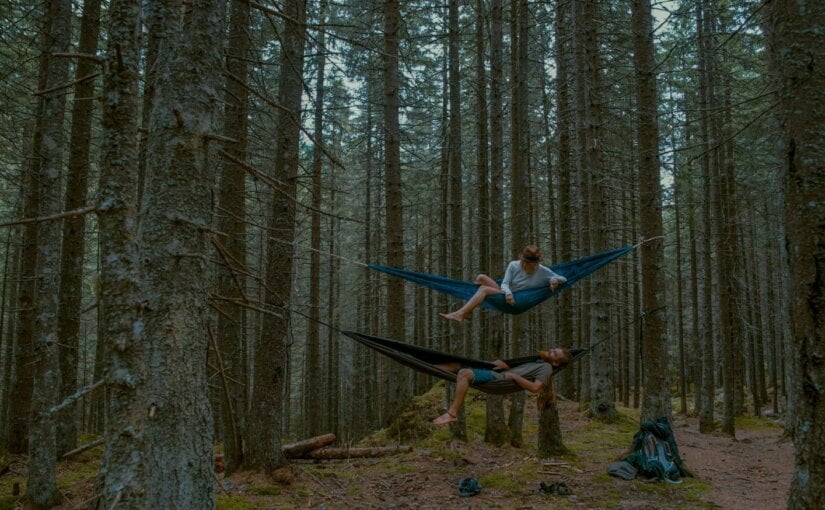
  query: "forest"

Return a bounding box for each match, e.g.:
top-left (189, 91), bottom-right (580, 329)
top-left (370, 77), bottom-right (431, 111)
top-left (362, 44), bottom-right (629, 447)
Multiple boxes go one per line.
top-left (0, 0), bottom-right (822, 508)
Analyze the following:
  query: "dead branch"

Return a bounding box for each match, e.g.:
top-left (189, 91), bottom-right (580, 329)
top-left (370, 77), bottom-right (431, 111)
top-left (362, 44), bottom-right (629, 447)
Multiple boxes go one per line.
top-left (35, 72), bottom-right (101, 96)
top-left (48, 378), bottom-right (105, 416)
top-left (0, 204), bottom-right (97, 228)
top-left (62, 438), bottom-right (104, 459)
top-left (51, 52), bottom-right (103, 64)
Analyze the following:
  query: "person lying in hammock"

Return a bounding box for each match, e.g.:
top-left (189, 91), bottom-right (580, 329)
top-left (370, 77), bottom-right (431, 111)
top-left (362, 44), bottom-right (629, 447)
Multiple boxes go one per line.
top-left (433, 347), bottom-right (572, 425)
top-left (439, 244), bottom-right (568, 322)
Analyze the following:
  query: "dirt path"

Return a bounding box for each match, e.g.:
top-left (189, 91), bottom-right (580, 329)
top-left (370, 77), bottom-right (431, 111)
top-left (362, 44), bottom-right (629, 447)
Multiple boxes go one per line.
top-left (674, 417), bottom-right (793, 509)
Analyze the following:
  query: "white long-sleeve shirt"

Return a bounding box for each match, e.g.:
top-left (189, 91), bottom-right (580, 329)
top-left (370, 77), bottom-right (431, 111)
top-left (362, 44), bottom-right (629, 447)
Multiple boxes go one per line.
top-left (500, 260), bottom-right (567, 297)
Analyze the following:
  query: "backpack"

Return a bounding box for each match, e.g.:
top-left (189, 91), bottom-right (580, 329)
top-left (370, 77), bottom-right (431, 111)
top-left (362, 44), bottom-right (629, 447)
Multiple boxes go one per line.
top-left (624, 418), bottom-right (686, 483)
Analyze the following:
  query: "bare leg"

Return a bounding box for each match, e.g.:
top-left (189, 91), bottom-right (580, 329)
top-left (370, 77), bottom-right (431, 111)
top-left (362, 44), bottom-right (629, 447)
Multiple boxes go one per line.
top-left (440, 274), bottom-right (502, 322)
top-left (433, 362), bottom-right (461, 374)
top-left (434, 368), bottom-right (474, 425)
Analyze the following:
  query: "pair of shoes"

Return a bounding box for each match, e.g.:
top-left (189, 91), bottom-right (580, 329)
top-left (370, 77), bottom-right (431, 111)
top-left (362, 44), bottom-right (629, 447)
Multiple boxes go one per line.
top-left (458, 477), bottom-right (481, 497)
top-left (540, 481), bottom-right (572, 496)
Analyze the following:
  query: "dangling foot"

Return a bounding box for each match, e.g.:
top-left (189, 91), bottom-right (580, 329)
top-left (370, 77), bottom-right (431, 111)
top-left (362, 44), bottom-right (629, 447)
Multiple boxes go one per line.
top-left (439, 312), bottom-right (464, 323)
top-left (433, 411), bottom-right (457, 425)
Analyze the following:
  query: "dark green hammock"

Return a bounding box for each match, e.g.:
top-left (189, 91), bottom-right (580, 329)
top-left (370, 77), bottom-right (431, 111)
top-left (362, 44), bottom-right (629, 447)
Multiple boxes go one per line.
top-left (369, 245), bottom-right (636, 315)
top-left (342, 331), bottom-right (586, 395)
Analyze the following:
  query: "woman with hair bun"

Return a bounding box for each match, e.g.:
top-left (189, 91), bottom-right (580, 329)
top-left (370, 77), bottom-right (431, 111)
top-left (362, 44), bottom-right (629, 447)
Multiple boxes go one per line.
top-left (439, 244), bottom-right (566, 322)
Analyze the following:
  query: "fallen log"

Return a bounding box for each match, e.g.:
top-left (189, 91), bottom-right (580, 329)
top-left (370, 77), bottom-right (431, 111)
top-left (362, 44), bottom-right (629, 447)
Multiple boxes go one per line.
top-left (304, 445), bottom-right (412, 460)
top-left (282, 433), bottom-right (336, 459)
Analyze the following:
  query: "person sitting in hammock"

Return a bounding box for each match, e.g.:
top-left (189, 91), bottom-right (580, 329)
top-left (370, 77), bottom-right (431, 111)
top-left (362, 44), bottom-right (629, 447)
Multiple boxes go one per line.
top-left (439, 244), bottom-right (567, 322)
top-left (433, 347), bottom-right (572, 425)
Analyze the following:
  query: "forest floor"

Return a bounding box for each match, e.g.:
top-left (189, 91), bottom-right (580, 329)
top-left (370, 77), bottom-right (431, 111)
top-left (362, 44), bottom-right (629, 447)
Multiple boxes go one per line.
top-left (0, 384), bottom-right (793, 510)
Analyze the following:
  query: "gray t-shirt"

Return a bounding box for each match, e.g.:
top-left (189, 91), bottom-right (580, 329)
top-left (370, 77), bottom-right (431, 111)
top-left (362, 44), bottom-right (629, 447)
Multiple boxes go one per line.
top-left (488, 361), bottom-right (554, 387)
top-left (500, 260), bottom-right (567, 297)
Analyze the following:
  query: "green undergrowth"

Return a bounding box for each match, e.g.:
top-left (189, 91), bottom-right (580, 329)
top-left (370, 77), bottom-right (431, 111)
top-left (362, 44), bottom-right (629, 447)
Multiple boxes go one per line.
top-left (244, 484), bottom-right (282, 496)
top-left (360, 382), bottom-right (445, 447)
top-left (735, 414), bottom-right (784, 431)
top-left (216, 495), bottom-right (256, 510)
top-left (564, 409), bottom-right (638, 463)
top-left (0, 455), bottom-right (25, 510)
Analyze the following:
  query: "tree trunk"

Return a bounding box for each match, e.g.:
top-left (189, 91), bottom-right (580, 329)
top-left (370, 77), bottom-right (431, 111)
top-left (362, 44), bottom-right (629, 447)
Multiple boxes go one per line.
top-left (245, 0), bottom-right (306, 471)
top-left (695, 0), bottom-right (716, 433)
top-left (214, 0), bottom-right (252, 475)
top-left (27, 0), bottom-right (71, 505)
top-left (770, 1), bottom-right (825, 507)
top-left (383, 0), bottom-right (406, 424)
top-left (632, 0), bottom-right (670, 422)
top-left (0, 228), bottom-right (20, 447)
top-left (7, 8), bottom-right (52, 457)
top-left (582, 0), bottom-right (615, 422)
top-left (96, 0), bottom-right (142, 506)
top-left (56, 0), bottom-right (101, 456)
top-left (445, 0), bottom-right (466, 441)
top-left (326, 179), bottom-right (341, 437)
top-left (485, 0), bottom-right (508, 446)
top-left (305, 0), bottom-right (328, 439)
top-left (126, 2), bottom-right (226, 507)
top-left (508, 0), bottom-right (530, 447)
top-left (554, 0), bottom-right (575, 400)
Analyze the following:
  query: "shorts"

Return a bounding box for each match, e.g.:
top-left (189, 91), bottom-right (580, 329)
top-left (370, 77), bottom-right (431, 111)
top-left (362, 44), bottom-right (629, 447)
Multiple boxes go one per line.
top-left (471, 368), bottom-right (497, 384)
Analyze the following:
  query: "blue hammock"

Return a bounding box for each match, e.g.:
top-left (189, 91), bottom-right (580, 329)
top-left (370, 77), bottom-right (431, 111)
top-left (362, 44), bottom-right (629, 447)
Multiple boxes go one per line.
top-left (369, 245), bottom-right (636, 315)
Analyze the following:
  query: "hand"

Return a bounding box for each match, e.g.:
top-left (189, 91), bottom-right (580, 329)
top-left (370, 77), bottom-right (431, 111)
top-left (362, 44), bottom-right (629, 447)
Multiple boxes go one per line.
top-left (505, 293), bottom-right (515, 305)
top-left (491, 359), bottom-right (510, 371)
top-left (549, 277), bottom-right (561, 292)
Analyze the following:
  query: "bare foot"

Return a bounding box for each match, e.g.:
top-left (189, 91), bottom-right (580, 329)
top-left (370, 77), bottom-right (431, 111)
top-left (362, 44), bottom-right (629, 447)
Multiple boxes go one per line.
top-left (433, 411), bottom-right (457, 425)
top-left (439, 312), bottom-right (464, 323)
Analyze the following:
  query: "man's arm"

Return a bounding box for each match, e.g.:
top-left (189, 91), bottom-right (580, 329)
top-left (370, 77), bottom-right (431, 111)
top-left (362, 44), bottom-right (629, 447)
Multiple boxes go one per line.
top-left (504, 371), bottom-right (544, 393)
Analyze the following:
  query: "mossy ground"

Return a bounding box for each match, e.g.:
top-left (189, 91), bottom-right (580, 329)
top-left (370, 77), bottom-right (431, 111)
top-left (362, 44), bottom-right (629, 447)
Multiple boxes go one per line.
top-left (0, 386), bottom-right (790, 509)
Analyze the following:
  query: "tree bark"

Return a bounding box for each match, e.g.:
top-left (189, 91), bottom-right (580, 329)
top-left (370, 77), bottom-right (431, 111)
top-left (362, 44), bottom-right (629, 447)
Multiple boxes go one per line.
top-left (245, 0), bottom-right (306, 472)
top-left (446, 0), bottom-right (466, 442)
top-left (695, 0), bottom-right (716, 433)
top-left (305, 0), bottom-right (328, 439)
top-left (632, 0), bottom-right (670, 422)
top-left (214, 0), bottom-right (252, 475)
top-left (6, 8), bottom-right (52, 457)
top-left (583, 0), bottom-right (615, 422)
top-left (554, 0), bottom-right (575, 400)
top-left (770, 1), bottom-right (825, 507)
top-left (27, 0), bottom-right (72, 504)
top-left (508, 0), bottom-right (529, 447)
top-left (96, 0), bottom-right (142, 506)
top-left (383, 0), bottom-right (406, 424)
top-left (106, 2), bottom-right (227, 507)
top-left (485, 0), bottom-right (508, 447)
top-left (56, 0), bottom-right (101, 457)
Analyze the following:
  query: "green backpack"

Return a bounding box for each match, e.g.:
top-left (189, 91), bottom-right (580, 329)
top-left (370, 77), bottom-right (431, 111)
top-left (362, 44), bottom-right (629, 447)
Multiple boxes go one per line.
top-left (624, 418), bottom-right (688, 483)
